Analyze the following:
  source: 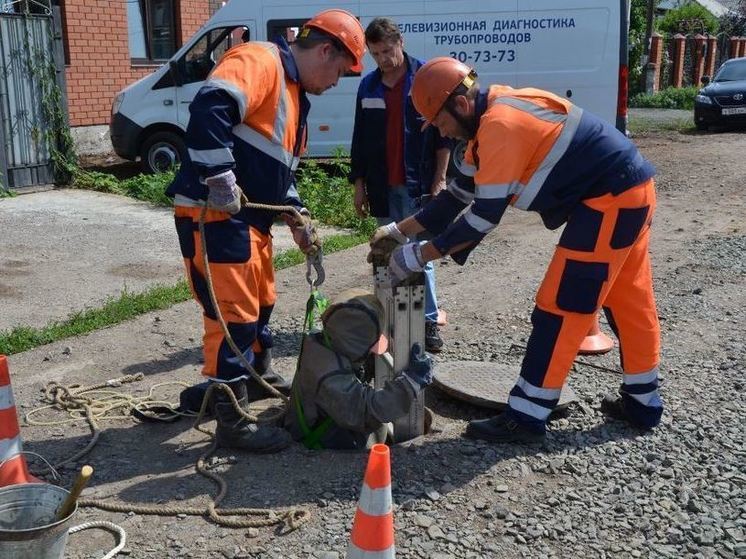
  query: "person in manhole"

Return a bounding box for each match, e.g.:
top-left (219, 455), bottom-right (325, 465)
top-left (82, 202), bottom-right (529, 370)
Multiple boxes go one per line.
top-left (166, 9), bottom-right (366, 452)
top-left (285, 288), bottom-right (433, 450)
top-left (369, 57), bottom-right (663, 443)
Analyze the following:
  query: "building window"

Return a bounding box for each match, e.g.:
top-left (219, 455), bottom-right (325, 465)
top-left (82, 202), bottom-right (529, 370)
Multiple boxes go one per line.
top-left (127, 0), bottom-right (177, 63)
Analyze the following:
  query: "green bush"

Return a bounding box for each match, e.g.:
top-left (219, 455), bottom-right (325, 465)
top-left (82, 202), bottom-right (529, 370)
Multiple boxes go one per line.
top-left (629, 86), bottom-right (698, 110)
top-left (296, 154), bottom-right (376, 236)
top-left (71, 153), bottom-right (375, 234)
top-left (72, 168), bottom-right (174, 206)
top-left (657, 4), bottom-right (718, 34)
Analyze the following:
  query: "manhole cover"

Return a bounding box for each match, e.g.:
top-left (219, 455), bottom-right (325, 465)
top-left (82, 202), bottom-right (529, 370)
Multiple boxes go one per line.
top-left (433, 361), bottom-right (577, 410)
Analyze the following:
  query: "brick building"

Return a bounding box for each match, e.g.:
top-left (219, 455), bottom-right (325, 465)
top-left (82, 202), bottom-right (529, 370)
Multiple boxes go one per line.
top-left (58, 0), bottom-right (221, 148)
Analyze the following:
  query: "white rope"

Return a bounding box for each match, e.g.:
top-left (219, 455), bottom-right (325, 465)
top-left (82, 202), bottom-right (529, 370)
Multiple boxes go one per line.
top-left (68, 521), bottom-right (127, 559)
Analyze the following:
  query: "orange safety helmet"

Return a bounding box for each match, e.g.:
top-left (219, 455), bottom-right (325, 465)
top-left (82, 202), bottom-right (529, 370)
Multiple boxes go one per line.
top-left (412, 57), bottom-right (477, 125)
top-left (302, 9), bottom-right (366, 73)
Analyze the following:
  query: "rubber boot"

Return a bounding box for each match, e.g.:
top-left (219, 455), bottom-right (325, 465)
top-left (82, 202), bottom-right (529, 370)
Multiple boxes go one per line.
top-left (213, 381), bottom-right (291, 452)
top-left (246, 348), bottom-right (291, 401)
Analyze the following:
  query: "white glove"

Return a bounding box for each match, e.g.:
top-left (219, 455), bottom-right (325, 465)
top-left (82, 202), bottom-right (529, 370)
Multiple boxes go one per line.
top-left (205, 170), bottom-right (241, 214)
top-left (367, 222), bottom-right (409, 264)
top-left (388, 241), bottom-right (426, 285)
top-left (372, 222), bottom-right (408, 245)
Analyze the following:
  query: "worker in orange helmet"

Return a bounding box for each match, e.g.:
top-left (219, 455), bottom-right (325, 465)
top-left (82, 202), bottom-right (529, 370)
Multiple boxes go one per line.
top-left (369, 57), bottom-right (663, 443)
top-left (167, 9), bottom-right (365, 453)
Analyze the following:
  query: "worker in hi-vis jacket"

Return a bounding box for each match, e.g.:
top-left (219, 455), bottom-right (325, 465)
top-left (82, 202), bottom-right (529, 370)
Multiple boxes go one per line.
top-left (167, 10), bottom-right (366, 452)
top-left (370, 57), bottom-right (663, 443)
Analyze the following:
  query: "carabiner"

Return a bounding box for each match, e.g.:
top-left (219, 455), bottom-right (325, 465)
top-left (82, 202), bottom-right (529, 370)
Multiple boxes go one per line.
top-left (305, 250), bottom-right (325, 288)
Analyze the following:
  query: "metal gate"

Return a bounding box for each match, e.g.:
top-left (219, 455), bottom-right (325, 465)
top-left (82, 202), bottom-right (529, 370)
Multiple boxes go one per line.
top-left (0, 0), bottom-right (67, 190)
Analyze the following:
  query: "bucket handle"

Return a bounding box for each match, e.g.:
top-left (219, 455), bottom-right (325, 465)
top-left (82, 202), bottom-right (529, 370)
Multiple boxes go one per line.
top-left (0, 451), bottom-right (61, 483)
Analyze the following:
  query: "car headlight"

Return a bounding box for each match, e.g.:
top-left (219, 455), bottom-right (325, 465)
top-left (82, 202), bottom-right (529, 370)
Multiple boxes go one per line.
top-left (111, 92), bottom-right (125, 115)
top-left (695, 94), bottom-right (713, 105)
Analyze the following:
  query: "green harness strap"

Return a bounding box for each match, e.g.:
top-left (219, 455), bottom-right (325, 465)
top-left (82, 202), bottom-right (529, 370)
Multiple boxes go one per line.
top-left (293, 289), bottom-right (334, 450)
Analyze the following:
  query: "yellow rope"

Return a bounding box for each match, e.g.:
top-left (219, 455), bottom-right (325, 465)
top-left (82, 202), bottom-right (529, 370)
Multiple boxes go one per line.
top-left (26, 374), bottom-right (310, 530)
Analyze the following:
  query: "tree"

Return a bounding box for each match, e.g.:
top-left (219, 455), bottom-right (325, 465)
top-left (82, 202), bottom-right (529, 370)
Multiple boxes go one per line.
top-left (719, 1), bottom-right (746, 37)
top-left (629, 0), bottom-right (652, 96)
top-left (657, 3), bottom-right (719, 35)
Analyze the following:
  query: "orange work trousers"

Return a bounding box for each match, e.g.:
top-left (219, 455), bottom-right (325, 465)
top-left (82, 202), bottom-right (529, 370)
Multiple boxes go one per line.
top-left (174, 206), bottom-right (276, 380)
top-left (508, 179), bottom-right (662, 428)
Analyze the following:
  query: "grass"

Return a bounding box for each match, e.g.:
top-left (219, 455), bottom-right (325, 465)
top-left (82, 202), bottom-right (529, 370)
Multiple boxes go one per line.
top-left (72, 168), bottom-right (174, 206)
top-left (0, 157), bottom-right (374, 355)
top-left (628, 114), bottom-right (695, 134)
top-left (0, 231), bottom-right (370, 356)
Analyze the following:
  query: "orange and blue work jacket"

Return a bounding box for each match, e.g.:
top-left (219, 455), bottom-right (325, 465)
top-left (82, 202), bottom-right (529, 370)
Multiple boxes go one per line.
top-left (416, 85), bottom-right (655, 261)
top-left (167, 37), bottom-right (309, 233)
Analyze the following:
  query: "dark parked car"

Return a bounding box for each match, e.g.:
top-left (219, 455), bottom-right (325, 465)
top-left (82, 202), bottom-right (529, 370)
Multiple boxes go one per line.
top-left (694, 57), bottom-right (746, 131)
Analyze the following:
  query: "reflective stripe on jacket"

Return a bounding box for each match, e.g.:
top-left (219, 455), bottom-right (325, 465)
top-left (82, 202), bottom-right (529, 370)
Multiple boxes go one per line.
top-left (167, 37), bottom-right (309, 233)
top-left (427, 85), bottom-right (655, 258)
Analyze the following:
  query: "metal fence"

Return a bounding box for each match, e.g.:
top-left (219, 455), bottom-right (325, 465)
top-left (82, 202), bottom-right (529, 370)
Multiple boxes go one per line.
top-left (0, 0), bottom-right (64, 190)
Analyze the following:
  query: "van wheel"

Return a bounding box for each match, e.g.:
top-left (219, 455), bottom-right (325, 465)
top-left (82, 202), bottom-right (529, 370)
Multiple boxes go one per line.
top-left (139, 131), bottom-right (185, 174)
top-left (695, 121), bottom-right (708, 131)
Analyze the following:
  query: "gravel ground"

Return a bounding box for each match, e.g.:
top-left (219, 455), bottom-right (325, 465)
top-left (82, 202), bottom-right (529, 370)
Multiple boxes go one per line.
top-left (5, 128), bottom-right (745, 559)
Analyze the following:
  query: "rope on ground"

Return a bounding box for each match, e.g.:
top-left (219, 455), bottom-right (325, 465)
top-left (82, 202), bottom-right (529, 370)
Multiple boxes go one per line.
top-left (68, 520), bottom-right (127, 559)
top-left (25, 374), bottom-right (190, 468)
top-left (25, 374), bottom-right (310, 531)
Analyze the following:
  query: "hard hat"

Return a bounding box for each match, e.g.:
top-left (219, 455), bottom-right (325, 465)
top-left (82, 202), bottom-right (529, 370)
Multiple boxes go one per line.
top-left (302, 9), bottom-right (366, 72)
top-left (321, 288), bottom-right (387, 361)
top-left (412, 57), bottom-right (477, 125)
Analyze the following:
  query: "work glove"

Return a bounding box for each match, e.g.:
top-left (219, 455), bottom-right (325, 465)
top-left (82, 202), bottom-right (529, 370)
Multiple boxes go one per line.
top-left (388, 241), bottom-right (426, 285)
top-left (205, 170), bottom-right (242, 214)
top-left (367, 222), bottom-right (408, 265)
top-left (285, 208), bottom-right (321, 256)
top-left (402, 343), bottom-right (433, 389)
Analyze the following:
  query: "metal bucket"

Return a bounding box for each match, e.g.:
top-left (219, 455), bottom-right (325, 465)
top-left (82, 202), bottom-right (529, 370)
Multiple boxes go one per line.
top-left (0, 483), bottom-right (76, 559)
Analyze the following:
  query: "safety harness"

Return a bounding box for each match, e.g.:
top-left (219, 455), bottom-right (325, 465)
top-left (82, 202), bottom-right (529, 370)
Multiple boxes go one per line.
top-left (291, 288), bottom-right (337, 450)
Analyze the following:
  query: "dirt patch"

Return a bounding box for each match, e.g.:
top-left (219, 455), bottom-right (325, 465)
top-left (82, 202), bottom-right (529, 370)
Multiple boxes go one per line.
top-left (108, 262), bottom-right (179, 281)
top-left (78, 152), bottom-right (142, 180)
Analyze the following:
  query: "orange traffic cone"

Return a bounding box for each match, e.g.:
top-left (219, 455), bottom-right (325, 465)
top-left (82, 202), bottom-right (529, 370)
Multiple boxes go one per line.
top-left (346, 444), bottom-right (395, 559)
top-left (578, 315), bottom-right (614, 355)
top-left (0, 355), bottom-right (40, 486)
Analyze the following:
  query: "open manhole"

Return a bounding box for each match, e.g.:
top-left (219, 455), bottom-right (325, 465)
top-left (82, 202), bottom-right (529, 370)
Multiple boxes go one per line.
top-left (432, 360), bottom-right (577, 410)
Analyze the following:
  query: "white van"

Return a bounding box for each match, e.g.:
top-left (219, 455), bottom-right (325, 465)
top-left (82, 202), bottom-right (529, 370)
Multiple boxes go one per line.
top-left (110, 0), bottom-right (630, 173)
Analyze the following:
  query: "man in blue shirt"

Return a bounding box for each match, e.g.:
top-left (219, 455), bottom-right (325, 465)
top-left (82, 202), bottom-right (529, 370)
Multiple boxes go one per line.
top-left (349, 17), bottom-right (451, 352)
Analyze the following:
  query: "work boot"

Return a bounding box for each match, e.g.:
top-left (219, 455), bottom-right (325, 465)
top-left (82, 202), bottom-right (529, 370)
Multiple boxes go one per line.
top-left (425, 321), bottom-right (443, 353)
top-left (246, 349), bottom-right (291, 401)
top-left (179, 381), bottom-right (214, 416)
top-left (464, 413), bottom-right (545, 443)
top-left (600, 394), bottom-right (662, 430)
top-left (213, 381), bottom-right (291, 452)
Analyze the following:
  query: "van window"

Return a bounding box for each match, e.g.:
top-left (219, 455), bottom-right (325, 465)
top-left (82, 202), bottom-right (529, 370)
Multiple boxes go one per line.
top-left (127, 0), bottom-right (177, 63)
top-left (267, 18), bottom-right (359, 77)
top-left (155, 26), bottom-right (248, 89)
